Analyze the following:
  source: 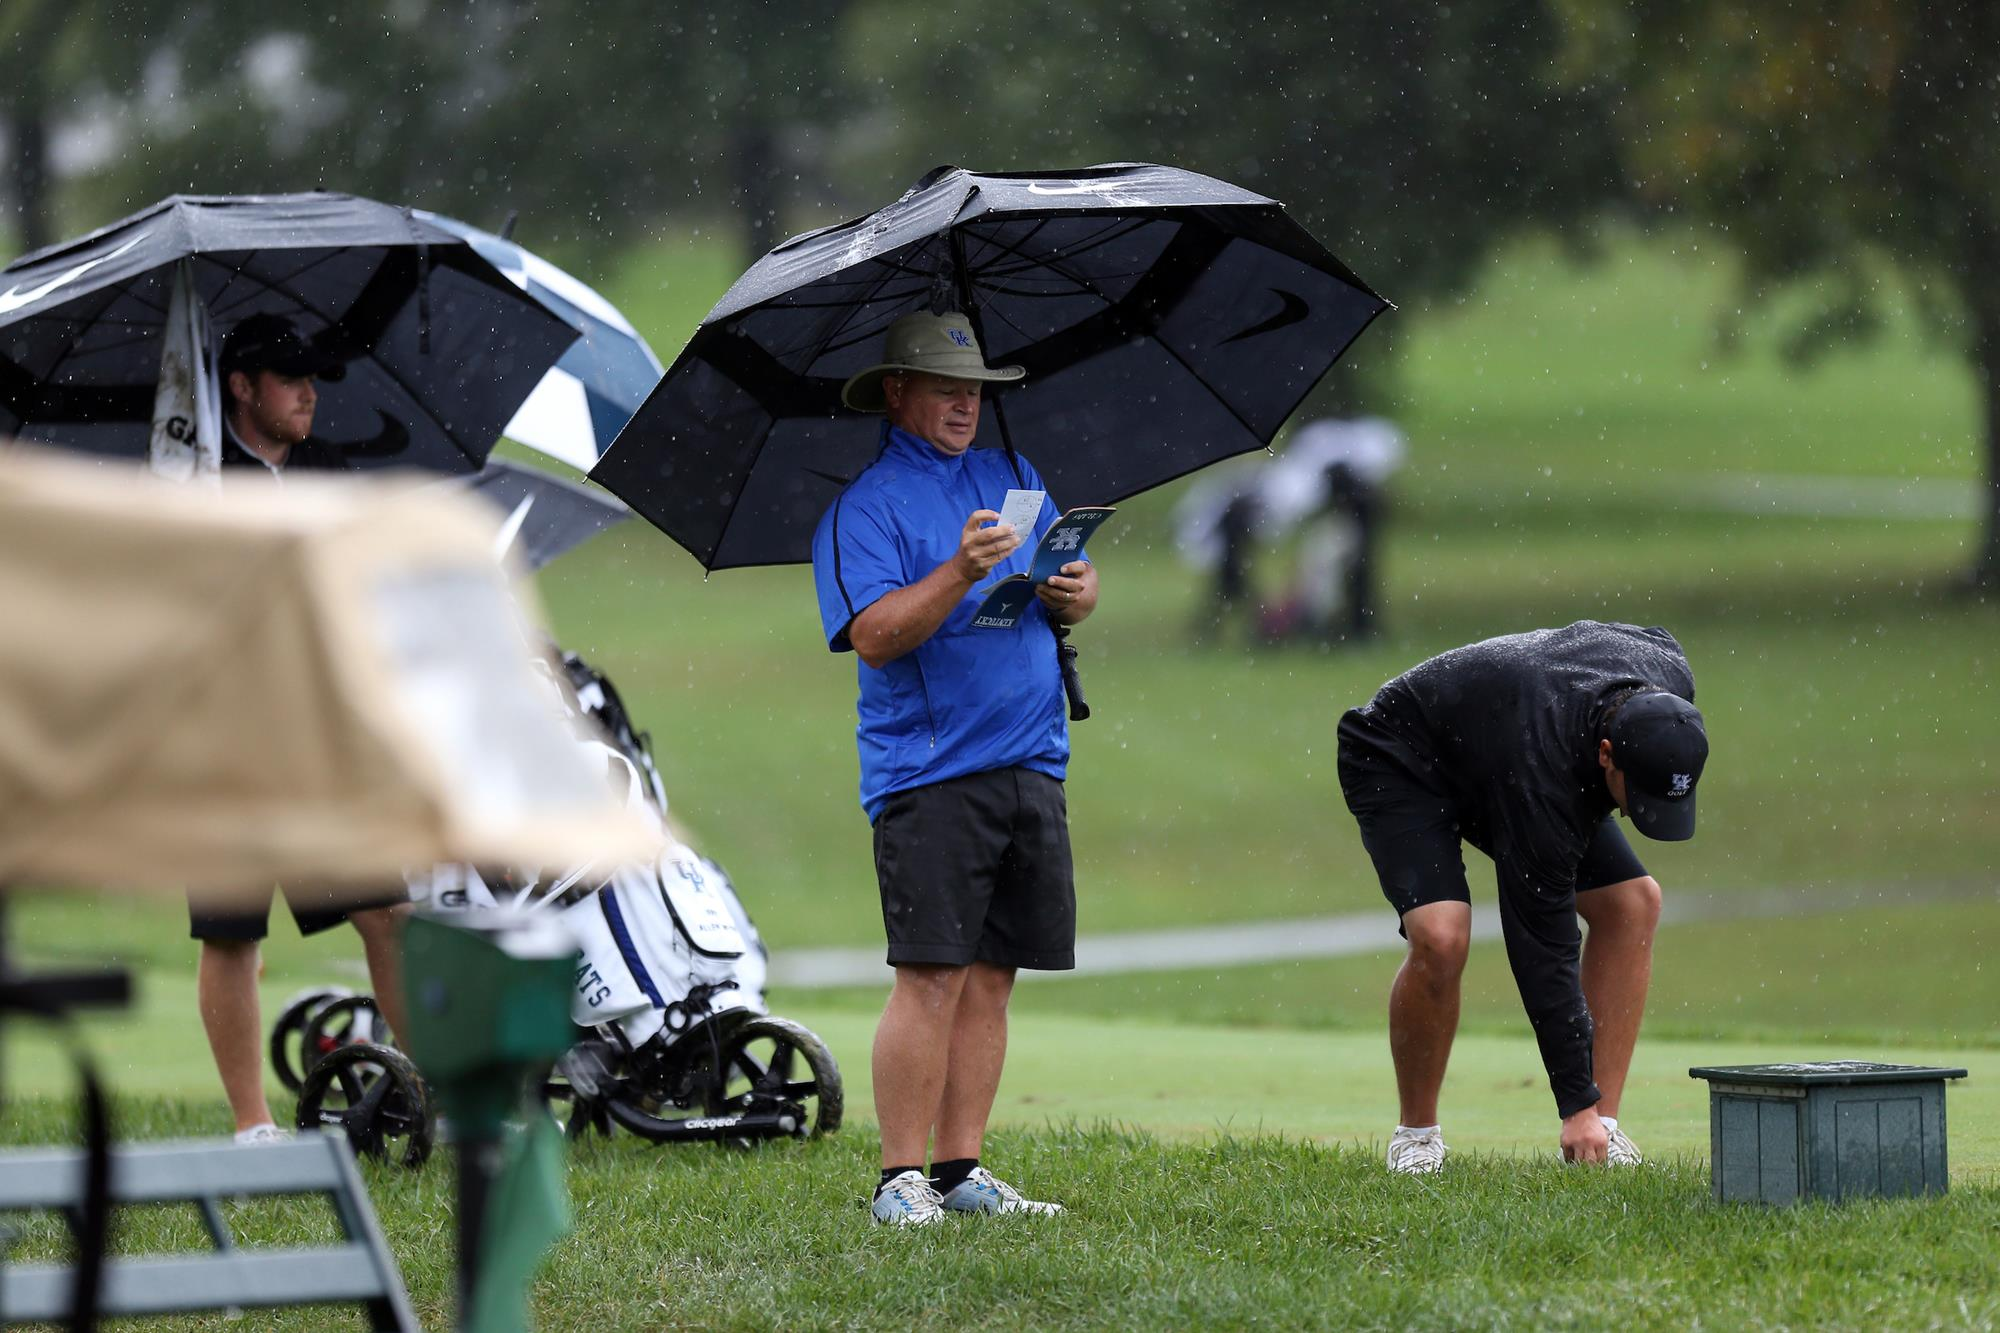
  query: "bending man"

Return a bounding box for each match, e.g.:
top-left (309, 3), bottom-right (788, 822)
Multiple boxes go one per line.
top-left (1337, 621), bottom-right (1708, 1172)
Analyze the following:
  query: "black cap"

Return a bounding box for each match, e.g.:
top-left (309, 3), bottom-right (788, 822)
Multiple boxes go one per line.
top-left (1608, 691), bottom-right (1708, 842)
top-left (219, 313), bottom-right (346, 381)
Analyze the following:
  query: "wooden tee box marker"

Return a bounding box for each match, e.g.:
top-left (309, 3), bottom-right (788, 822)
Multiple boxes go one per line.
top-left (1688, 1061), bottom-right (1968, 1205)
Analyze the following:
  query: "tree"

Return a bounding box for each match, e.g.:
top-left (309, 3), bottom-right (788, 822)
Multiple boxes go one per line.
top-left (1559, 0), bottom-right (2000, 588)
top-left (833, 0), bottom-right (1626, 407)
top-left (0, 0), bottom-right (187, 253)
top-left (57, 0), bottom-right (850, 269)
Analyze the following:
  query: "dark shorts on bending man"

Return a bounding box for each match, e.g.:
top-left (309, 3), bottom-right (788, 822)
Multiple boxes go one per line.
top-left (871, 766), bottom-right (1076, 970)
top-left (1335, 707), bottom-right (1647, 923)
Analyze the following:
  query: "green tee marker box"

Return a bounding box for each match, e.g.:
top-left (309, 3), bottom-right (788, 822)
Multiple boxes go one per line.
top-left (1688, 1061), bottom-right (1968, 1205)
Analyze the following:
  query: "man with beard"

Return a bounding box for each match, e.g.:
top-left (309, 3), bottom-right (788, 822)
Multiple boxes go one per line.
top-left (216, 312), bottom-right (353, 475)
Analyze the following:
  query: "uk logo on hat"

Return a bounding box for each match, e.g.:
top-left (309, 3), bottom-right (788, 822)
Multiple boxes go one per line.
top-left (948, 328), bottom-right (973, 348)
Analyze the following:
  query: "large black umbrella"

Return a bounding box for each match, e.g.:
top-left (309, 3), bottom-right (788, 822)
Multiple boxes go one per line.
top-left (0, 193), bottom-right (579, 472)
top-left (590, 162), bottom-right (1388, 570)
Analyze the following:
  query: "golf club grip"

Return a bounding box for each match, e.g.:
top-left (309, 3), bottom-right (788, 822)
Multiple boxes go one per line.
top-left (1055, 627), bottom-right (1090, 722)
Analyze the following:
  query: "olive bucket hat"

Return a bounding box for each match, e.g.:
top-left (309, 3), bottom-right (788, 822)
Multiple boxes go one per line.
top-left (840, 311), bottom-right (1026, 412)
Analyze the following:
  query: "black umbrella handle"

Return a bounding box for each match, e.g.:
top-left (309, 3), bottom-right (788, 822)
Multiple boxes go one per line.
top-left (1054, 625), bottom-right (1090, 723)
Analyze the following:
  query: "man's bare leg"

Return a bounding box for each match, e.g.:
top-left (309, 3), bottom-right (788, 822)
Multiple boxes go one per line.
top-left (196, 939), bottom-right (274, 1132)
top-left (350, 903), bottom-right (412, 1043)
top-left (1575, 876), bottom-right (1662, 1118)
top-left (1388, 901), bottom-right (1472, 1125)
top-left (873, 963), bottom-right (970, 1169)
top-left (932, 962), bottom-right (1016, 1161)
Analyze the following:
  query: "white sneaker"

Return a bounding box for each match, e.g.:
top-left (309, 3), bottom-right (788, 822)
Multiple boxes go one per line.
top-left (1602, 1117), bottom-right (1643, 1166)
top-left (938, 1166), bottom-right (1064, 1217)
top-left (871, 1169), bottom-right (945, 1226)
top-left (1386, 1124), bottom-right (1448, 1174)
top-left (233, 1123), bottom-right (291, 1146)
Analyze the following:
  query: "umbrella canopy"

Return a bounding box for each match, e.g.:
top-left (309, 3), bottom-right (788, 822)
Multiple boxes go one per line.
top-left (0, 447), bottom-right (659, 899)
top-left (0, 193), bottom-right (580, 473)
top-left (455, 457), bottom-right (632, 571)
top-left (589, 162), bottom-right (1388, 571)
top-left (416, 211), bottom-right (665, 471)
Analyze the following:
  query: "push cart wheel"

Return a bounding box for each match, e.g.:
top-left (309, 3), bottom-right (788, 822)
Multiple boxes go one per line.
top-left (295, 1042), bottom-right (435, 1169)
top-left (709, 1015), bottom-right (843, 1140)
top-left (269, 986), bottom-right (354, 1093)
top-left (300, 994), bottom-right (392, 1078)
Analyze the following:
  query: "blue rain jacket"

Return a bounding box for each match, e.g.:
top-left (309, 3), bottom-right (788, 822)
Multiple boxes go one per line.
top-left (813, 426), bottom-right (1073, 819)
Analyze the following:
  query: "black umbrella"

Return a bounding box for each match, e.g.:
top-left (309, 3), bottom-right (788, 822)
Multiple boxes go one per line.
top-left (0, 193), bottom-right (580, 472)
top-left (589, 162), bottom-right (1389, 571)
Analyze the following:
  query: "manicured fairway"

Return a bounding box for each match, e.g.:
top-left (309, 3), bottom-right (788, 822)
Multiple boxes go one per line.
top-left (9, 967), bottom-right (1996, 1173)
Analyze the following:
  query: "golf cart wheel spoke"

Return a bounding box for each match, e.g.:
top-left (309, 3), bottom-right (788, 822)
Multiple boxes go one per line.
top-left (354, 1072), bottom-right (394, 1120)
top-left (335, 1067), bottom-right (364, 1105)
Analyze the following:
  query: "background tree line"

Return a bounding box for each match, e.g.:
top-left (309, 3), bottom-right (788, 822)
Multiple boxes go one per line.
top-left (5, 0), bottom-right (1998, 584)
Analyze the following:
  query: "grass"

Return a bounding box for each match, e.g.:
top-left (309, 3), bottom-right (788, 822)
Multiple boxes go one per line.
top-left (1, 1107), bottom-right (1994, 1332)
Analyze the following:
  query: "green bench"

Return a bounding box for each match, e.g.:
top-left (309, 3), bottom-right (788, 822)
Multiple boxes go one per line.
top-left (0, 1132), bottom-right (416, 1330)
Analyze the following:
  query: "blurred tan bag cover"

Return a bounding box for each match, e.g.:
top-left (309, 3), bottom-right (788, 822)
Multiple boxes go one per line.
top-left (0, 447), bottom-right (661, 901)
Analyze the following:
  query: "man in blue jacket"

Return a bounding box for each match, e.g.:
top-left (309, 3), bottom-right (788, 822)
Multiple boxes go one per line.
top-left (813, 311), bottom-right (1098, 1225)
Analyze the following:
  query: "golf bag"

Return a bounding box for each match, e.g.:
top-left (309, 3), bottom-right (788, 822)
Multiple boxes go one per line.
top-left (281, 650), bottom-right (841, 1161)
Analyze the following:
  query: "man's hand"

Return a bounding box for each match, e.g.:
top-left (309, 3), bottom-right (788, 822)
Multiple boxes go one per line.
top-left (1560, 1106), bottom-right (1609, 1164)
top-left (952, 509), bottom-right (1021, 583)
top-left (1034, 560), bottom-right (1094, 621)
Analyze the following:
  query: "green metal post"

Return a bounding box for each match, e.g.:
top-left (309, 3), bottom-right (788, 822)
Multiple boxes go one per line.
top-left (401, 912), bottom-right (576, 1332)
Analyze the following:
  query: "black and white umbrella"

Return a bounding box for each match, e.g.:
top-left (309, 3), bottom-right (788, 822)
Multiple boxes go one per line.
top-left (455, 457), bottom-right (632, 572)
top-left (0, 192), bottom-right (579, 473)
top-left (589, 162), bottom-right (1389, 571)
top-left (417, 211), bottom-right (664, 471)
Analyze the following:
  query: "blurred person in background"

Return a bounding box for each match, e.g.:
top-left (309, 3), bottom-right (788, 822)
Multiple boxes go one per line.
top-left (1258, 417), bottom-right (1400, 646)
top-left (1173, 417), bottom-right (1402, 648)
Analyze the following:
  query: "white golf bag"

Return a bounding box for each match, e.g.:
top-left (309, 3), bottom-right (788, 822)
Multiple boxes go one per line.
top-left (407, 807), bottom-right (769, 1055)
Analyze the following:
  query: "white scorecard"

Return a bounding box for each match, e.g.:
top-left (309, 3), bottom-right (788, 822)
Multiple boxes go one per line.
top-left (998, 488), bottom-right (1046, 544)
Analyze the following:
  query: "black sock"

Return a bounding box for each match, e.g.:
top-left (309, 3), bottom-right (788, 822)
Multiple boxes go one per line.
top-left (878, 1165), bottom-right (924, 1195)
top-left (930, 1157), bottom-right (979, 1195)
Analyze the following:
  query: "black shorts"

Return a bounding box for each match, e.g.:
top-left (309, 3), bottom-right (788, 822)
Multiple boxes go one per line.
top-left (871, 767), bottom-right (1076, 970)
top-left (1336, 711), bottom-right (1647, 920)
top-left (188, 883), bottom-right (408, 943)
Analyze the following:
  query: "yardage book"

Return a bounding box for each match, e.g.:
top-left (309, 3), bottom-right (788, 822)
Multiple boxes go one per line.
top-left (969, 505), bottom-right (1116, 629)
